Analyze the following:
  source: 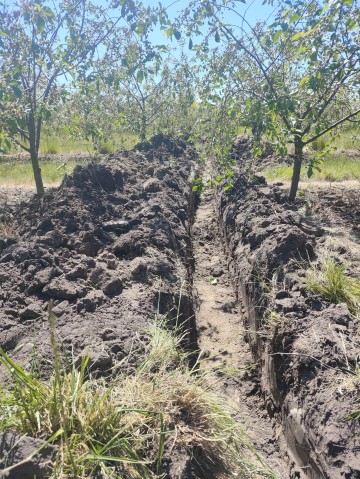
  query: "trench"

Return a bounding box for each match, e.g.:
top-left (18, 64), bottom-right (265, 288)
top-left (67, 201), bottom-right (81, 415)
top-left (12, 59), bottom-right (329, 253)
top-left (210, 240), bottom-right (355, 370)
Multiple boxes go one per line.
top-left (1, 138), bottom-right (358, 479)
top-left (190, 186), bottom-right (288, 477)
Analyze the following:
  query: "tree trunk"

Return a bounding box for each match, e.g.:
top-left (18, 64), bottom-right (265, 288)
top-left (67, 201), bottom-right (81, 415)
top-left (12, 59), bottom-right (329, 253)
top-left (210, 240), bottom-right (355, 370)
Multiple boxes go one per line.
top-left (28, 113), bottom-right (45, 196)
top-left (140, 102), bottom-right (147, 142)
top-left (289, 138), bottom-right (303, 201)
top-left (30, 149), bottom-right (45, 196)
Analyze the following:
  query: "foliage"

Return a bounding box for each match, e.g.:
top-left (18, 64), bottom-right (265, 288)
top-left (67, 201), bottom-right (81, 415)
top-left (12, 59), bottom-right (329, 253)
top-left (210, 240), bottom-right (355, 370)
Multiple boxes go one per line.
top-left (0, 319), bottom-right (278, 479)
top-left (179, 0), bottom-right (360, 199)
top-left (0, 0), bottom-right (151, 194)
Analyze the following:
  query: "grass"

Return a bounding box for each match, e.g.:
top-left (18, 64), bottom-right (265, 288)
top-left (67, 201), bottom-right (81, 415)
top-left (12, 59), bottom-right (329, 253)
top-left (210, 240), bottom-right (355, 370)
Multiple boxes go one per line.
top-left (306, 257), bottom-right (360, 315)
top-left (6, 132), bottom-right (140, 156)
top-left (0, 313), bottom-right (278, 479)
top-left (0, 132), bottom-right (140, 187)
top-left (260, 154), bottom-right (360, 183)
top-left (0, 157), bottom-right (85, 186)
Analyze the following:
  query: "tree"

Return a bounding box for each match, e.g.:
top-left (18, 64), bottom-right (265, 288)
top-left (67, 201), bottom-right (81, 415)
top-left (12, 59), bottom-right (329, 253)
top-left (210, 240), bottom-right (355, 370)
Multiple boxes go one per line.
top-left (181, 0), bottom-right (360, 199)
top-left (0, 0), bottom-right (138, 195)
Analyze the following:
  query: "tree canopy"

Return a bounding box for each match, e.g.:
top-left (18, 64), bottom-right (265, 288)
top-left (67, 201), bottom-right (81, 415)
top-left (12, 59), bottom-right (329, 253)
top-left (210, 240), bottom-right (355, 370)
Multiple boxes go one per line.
top-left (0, 0), bottom-right (359, 198)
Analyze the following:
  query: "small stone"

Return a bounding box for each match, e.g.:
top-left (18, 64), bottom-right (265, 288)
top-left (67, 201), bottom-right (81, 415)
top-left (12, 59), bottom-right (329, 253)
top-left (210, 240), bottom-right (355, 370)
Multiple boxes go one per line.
top-left (52, 300), bottom-right (69, 317)
top-left (102, 220), bottom-right (132, 234)
top-left (211, 267), bottom-right (224, 278)
top-left (75, 233), bottom-right (103, 257)
top-left (27, 267), bottom-right (56, 293)
top-left (0, 431), bottom-right (57, 479)
top-left (130, 257), bottom-right (148, 280)
top-left (0, 272), bottom-right (9, 283)
top-left (275, 290), bottom-right (291, 300)
top-left (77, 290), bottom-right (106, 313)
top-left (36, 217), bottom-right (54, 232)
top-left (101, 328), bottom-right (117, 341)
top-left (65, 264), bottom-right (88, 280)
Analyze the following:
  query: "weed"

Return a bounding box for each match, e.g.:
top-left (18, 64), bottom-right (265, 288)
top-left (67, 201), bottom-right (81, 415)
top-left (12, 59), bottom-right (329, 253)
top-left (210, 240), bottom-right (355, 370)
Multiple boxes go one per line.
top-left (41, 137), bottom-right (60, 155)
top-left (311, 137), bottom-right (327, 152)
top-left (0, 315), bottom-right (278, 479)
top-left (258, 309), bottom-right (284, 339)
top-left (98, 141), bottom-right (115, 155)
top-left (306, 257), bottom-right (360, 314)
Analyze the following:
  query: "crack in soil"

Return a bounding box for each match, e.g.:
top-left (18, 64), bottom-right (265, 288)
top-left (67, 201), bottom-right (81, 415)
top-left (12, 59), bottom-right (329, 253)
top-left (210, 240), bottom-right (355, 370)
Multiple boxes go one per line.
top-left (192, 188), bottom-right (288, 478)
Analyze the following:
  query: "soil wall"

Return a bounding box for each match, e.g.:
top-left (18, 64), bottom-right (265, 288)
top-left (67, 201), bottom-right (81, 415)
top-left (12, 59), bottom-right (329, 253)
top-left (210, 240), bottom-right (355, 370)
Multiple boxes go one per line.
top-left (217, 164), bottom-right (360, 478)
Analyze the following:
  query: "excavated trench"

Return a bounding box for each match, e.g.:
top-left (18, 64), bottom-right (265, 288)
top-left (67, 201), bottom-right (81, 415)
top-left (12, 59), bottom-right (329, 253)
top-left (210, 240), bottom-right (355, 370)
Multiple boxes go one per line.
top-left (0, 135), bottom-right (359, 478)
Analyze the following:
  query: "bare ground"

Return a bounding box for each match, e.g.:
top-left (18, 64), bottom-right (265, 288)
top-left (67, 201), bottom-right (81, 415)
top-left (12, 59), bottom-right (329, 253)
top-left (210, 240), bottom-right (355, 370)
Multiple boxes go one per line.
top-left (192, 188), bottom-right (288, 477)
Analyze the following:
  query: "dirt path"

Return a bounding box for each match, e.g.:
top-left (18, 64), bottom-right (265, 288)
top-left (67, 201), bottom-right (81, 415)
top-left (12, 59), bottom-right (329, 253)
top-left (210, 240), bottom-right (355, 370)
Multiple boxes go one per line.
top-left (192, 188), bottom-right (288, 477)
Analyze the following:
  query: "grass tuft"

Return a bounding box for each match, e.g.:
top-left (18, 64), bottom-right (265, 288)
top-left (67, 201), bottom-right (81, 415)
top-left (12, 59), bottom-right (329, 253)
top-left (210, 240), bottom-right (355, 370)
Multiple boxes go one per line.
top-left (0, 318), bottom-right (278, 479)
top-left (306, 257), bottom-right (360, 314)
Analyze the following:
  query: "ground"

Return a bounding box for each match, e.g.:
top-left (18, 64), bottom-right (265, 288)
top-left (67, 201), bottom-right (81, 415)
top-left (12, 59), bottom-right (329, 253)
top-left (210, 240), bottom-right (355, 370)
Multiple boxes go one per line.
top-left (0, 137), bottom-right (359, 479)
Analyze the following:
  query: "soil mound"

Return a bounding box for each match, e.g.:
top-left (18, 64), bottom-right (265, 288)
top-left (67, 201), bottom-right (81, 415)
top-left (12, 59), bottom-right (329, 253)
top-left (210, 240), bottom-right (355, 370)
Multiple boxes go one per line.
top-left (0, 140), bottom-right (197, 378)
top-left (217, 152), bottom-right (360, 478)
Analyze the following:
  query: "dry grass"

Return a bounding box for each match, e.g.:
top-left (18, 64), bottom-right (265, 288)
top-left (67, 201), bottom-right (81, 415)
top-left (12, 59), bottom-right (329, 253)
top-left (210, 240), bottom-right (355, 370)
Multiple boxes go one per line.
top-left (0, 317), bottom-right (278, 479)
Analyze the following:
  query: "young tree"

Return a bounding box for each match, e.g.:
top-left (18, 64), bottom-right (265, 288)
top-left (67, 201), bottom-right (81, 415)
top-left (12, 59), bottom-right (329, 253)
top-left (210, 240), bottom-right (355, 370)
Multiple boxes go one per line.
top-left (181, 0), bottom-right (360, 199)
top-left (0, 0), bottom-right (137, 195)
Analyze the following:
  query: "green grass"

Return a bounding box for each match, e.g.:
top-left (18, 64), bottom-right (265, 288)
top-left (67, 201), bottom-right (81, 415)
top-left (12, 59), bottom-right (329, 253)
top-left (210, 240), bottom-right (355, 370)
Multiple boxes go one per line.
top-left (39, 132), bottom-right (139, 155)
top-left (332, 128), bottom-right (360, 151)
top-left (0, 158), bottom-right (86, 186)
top-left (306, 257), bottom-right (360, 315)
top-left (0, 317), bottom-right (278, 479)
top-left (260, 154), bottom-right (360, 183)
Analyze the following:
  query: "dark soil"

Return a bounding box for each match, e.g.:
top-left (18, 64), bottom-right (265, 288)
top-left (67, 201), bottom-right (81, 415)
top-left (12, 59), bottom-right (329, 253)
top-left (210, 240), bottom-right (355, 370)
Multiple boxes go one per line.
top-left (1, 133), bottom-right (359, 479)
top-left (219, 136), bottom-right (360, 479)
top-left (0, 136), bottom-right (198, 477)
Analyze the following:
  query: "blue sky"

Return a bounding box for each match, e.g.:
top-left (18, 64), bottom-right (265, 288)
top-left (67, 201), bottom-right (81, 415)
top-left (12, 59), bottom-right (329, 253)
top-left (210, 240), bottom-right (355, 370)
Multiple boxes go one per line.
top-left (143, 0), bottom-right (277, 40)
top-left (132, 0), bottom-right (277, 55)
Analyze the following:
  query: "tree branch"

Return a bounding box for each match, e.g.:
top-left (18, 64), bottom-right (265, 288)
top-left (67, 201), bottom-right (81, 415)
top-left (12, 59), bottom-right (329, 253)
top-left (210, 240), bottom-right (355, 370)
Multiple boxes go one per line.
top-left (303, 109), bottom-right (360, 145)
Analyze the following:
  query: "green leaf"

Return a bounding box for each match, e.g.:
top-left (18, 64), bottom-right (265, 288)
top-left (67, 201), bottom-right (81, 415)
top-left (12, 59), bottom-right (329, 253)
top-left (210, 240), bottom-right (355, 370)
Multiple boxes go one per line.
top-left (292, 32), bottom-right (307, 41)
top-left (174, 29), bottom-right (181, 40)
top-left (299, 75), bottom-right (310, 87)
top-left (83, 454), bottom-right (150, 464)
top-left (289, 13), bottom-right (300, 23)
top-left (11, 85), bottom-right (22, 98)
top-left (137, 70), bottom-right (144, 83)
top-left (346, 18), bottom-right (357, 30)
top-left (0, 30), bottom-right (9, 37)
top-left (273, 30), bottom-right (283, 43)
top-left (189, 38), bottom-right (193, 50)
top-left (36, 15), bottom-right (46, 32)
top-left (165, 28), bottom-right (174, 38)
top-left (215, 31), bottom-right (220, 42)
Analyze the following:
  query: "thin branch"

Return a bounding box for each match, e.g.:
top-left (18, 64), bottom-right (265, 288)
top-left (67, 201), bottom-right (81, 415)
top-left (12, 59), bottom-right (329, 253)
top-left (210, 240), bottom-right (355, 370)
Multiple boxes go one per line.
top-left (303, 108), bottom-right (360, 145)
